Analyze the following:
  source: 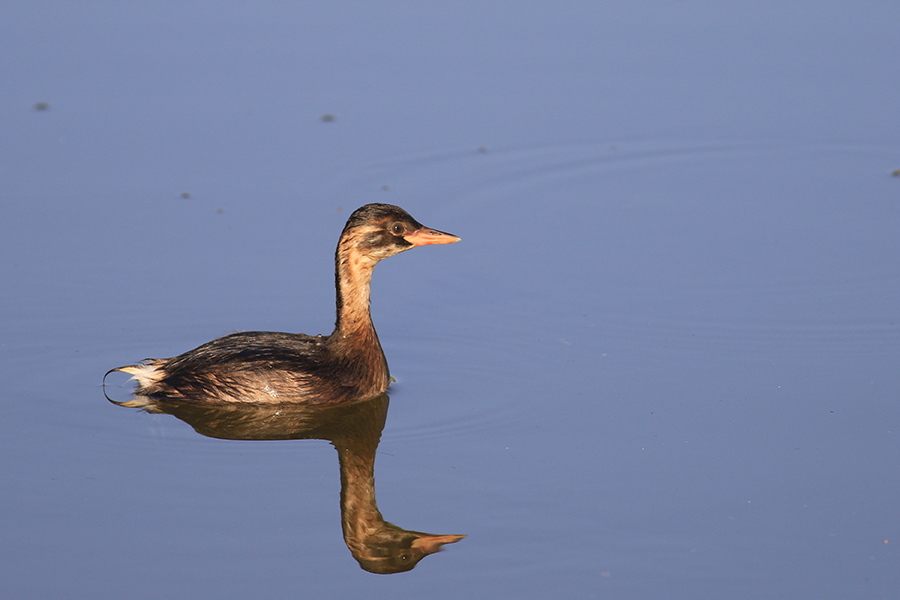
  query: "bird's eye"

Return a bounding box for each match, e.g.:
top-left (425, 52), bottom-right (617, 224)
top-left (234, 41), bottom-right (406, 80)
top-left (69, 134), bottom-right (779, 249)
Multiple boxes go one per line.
top-left (390, 222), bottom-right (404, 235)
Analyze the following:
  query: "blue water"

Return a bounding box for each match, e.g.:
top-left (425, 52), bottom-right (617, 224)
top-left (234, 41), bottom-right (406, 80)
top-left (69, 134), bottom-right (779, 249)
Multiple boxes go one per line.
top-left (2, 2), bottom-right (899, 598)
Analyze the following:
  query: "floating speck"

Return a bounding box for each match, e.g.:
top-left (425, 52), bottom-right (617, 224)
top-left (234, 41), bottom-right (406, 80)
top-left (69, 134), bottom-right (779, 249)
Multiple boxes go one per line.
top-left (891, 169), bottom-right (900, 177)
top-left (180, 192), bottom-right (191, 199)
top-left (33, 102), bottom-right (50, 111)
top-left (381, 184), bottom-right (390, 191)
top-left (320, 114), bottom-right (336, 122)
top-left (477, 146), bottom-right (488, 153)
top-left (216, 208), bottom-right (224, 214)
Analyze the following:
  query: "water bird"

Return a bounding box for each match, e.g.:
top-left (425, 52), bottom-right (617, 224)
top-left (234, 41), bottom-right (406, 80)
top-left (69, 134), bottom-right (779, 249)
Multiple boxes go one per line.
top-left (106, 203), bottom-right (459, 403)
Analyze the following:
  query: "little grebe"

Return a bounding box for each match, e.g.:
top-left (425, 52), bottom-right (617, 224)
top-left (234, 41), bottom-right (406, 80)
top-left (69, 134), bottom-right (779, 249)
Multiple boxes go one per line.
top-left (107, 203), bottom-right (459, 403)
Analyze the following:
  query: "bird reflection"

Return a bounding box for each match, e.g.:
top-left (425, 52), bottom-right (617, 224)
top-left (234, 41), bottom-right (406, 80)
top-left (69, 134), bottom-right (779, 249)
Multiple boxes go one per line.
top-left (107, 392), bottom-right (464, 573)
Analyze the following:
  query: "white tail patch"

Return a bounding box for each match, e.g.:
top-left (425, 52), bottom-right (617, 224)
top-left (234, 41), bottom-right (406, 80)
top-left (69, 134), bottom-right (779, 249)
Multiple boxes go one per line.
top-left (115, 363), bottom-right (165, 388)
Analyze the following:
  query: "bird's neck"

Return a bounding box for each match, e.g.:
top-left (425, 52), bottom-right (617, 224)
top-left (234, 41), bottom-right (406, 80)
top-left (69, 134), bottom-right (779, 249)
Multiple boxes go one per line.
top-left (330, 238), bottom-right (391, 396)
top-left (333, 241), bottom-right (378, 339)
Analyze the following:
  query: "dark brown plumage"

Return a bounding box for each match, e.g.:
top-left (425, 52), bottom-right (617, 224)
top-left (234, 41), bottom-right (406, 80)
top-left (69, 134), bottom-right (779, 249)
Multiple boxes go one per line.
top-left (106, 204), bottom-right (459, 403)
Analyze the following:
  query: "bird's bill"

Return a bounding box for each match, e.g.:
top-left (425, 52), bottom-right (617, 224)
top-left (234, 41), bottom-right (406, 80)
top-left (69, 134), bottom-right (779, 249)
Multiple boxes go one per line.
top-left (404, 227), bottom-right (461, 247)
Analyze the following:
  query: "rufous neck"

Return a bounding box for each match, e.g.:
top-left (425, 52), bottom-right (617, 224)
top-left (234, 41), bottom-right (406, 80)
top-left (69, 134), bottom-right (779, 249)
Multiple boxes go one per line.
top-left (333, 241), bottom-right (378, 339)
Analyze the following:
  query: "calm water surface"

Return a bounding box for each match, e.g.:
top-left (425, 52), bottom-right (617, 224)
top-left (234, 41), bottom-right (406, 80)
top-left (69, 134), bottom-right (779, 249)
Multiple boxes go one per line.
top-left (2, 2), bottom-right (899, 599)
